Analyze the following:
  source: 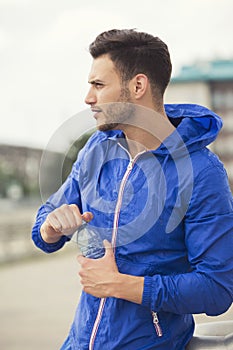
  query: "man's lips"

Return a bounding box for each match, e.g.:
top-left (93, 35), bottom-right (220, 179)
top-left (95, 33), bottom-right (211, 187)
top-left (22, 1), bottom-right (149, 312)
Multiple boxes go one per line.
top-left (91, 107), bottom-right (102, 113)
top-left (91, 107), bottom-right (102, 119)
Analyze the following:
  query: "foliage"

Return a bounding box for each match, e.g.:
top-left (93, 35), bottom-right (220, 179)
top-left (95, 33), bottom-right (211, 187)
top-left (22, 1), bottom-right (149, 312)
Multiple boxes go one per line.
top-left (62, 130), bottom-right (95, 182)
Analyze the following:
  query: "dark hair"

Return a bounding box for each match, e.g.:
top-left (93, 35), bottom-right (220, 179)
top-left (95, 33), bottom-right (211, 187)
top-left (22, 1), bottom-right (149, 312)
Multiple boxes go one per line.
top-left (89, 29), bottom-right (172, 99)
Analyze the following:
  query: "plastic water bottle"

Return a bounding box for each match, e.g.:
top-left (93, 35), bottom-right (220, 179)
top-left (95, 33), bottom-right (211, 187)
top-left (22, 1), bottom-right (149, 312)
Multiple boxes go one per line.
top-left (72, 221), bottom-right (105, 259)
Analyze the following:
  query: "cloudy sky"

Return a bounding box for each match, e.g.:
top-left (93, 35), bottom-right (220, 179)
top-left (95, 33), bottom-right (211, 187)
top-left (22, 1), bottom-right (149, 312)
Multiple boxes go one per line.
top-left (1, 0), bottom-right (233, 149)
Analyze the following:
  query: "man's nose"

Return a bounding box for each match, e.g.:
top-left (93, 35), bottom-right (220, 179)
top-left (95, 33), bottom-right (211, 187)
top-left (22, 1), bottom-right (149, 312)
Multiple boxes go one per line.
top-left (85, 88), bottom-right (96, 105)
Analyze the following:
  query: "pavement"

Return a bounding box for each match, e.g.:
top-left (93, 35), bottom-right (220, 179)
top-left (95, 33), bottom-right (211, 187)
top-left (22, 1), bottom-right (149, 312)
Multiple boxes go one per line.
top-left (0, 244), bottom-right (232, 350)
top-left (0, 245), bottom-right (80, 350)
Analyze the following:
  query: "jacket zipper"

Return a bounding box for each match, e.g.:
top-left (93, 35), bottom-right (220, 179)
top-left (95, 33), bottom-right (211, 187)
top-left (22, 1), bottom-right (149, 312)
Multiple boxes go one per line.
top-left (89, 298), bottom-right (106, 350)
top-left (89, 150), bottom-right (144, 350)
top-left (152, 311), bottom-right (163, 337)
top-left (111, 157), bottom-right (135, 250)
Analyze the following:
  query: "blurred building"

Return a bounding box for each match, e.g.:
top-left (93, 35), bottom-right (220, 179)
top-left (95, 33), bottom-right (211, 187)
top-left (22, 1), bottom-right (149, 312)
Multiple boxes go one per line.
top-left (0, 144), bottom-right (63, 199)
top-left (165, 59), bottom-right (233, 190)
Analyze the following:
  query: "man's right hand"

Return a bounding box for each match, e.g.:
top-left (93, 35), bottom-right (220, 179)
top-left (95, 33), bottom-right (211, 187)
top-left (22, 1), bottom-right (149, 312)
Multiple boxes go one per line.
top-left (40, 204), bottom-right (93, 244)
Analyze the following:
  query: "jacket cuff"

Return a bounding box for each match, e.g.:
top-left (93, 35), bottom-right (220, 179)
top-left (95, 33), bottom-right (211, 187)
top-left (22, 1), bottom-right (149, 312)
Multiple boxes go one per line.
top-left (38, 230), bottom-right (68, 253)
top-left (142, 276), bottom-right (153, 308)
top-left (32, 217), bottom-right (69, 253)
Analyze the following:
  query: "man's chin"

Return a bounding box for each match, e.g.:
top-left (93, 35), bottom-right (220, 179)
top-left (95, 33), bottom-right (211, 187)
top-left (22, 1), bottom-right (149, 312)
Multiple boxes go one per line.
top-left (97, 123), bottom-right (120, 132)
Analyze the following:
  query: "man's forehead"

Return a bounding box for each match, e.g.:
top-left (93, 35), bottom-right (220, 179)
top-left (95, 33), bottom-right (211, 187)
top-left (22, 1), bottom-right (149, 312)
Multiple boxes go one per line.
top-left (88, 55), bottom-right (117, 81)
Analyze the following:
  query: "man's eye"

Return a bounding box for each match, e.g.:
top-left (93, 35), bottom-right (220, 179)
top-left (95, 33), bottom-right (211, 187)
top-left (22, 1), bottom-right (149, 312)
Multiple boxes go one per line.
top-left (95, 83), bottom-right (103, 88)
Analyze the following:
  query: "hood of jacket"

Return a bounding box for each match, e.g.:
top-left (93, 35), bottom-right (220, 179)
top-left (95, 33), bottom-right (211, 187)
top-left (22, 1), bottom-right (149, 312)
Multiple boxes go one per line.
top-left (158, 103), bottom-right (223, 156)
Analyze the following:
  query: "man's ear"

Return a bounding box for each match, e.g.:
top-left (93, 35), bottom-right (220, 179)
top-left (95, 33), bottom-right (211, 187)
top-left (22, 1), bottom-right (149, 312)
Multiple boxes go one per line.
top-left (131, 74), bottom-right (149, 100)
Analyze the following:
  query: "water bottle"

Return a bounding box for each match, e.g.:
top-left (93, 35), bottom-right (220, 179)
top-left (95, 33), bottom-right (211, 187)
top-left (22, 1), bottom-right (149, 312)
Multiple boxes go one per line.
top-left (72, 221), bottom-right (105, 259)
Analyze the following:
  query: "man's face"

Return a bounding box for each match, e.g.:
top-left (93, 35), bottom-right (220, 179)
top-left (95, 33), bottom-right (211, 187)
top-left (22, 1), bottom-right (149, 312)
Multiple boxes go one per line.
top-left (85, 54), bottom-right (134, 131)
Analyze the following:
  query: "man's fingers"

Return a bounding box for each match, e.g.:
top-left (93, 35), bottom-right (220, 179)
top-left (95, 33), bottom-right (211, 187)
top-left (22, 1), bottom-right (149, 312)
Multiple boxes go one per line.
top-left (46, 213), bottom-right (63, 232)
top-left (69, 205), bottom-right (93, 226)
top-left (64, 207), bottom-right (81, 228)
top-left (77, 254), bottom-right (85, 264)
top-left (82, 211), bottom-right (94, 223)
top-left (77, 254), bottom-right (92, 265)
top-left (45, 204), bottom-right (94, 237)
top-left (67, 204), bottom-right (83, 226)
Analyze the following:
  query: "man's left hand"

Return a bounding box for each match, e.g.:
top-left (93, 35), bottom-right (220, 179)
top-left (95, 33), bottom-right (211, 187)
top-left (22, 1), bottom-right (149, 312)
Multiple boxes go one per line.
top-left (77, 240), bottom-right (120, 298)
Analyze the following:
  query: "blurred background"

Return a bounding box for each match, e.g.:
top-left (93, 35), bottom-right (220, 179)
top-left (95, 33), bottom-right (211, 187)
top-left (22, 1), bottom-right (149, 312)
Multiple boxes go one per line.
top-left (0, 0), bottom-right (233, 349)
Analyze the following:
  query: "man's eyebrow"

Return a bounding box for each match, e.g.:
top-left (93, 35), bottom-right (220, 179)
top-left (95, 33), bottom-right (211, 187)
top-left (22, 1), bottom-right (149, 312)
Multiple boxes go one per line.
top-left (88, 79), bottom-right (104, 84)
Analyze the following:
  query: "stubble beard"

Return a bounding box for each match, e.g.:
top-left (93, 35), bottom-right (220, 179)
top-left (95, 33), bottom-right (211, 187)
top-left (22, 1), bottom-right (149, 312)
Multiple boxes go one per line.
top-left (97, 86), bottom-right (135, 132)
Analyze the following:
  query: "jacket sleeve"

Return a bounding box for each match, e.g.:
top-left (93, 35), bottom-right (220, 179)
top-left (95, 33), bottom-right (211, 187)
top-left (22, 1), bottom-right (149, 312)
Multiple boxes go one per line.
top-left (31, 150), bottom-right (84, 254)
top-left (142, 163), bottom-right (233, 316)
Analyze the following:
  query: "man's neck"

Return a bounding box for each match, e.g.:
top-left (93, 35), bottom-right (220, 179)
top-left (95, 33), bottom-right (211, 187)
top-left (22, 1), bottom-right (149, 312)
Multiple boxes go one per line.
top-left (124, 128), bottom-right (161, 158)
top-left (119, 106), bottom-right (175, 158)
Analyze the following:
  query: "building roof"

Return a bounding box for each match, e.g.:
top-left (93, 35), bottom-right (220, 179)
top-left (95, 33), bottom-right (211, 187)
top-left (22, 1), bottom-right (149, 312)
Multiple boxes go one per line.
top-left (172, 59), bottom-right (233, 82)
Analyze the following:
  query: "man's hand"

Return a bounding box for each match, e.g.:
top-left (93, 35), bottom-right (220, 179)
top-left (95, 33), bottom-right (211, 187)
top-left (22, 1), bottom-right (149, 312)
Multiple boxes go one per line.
top-left (78, 240), bottom-right (119, 298)
top-left (40, 204), bottom-right (93, 244)
top-left (77, 240), bottom-right (144, 304)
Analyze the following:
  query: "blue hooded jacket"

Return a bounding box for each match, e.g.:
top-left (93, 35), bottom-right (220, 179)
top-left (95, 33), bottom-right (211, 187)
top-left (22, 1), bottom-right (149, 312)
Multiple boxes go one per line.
top-left (32, 104), bottom-right (233, 350)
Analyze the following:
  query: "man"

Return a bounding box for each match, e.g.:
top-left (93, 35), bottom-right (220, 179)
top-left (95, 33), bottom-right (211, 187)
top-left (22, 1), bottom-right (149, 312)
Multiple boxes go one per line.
top-left (32, 29), bottom-right (233, 350)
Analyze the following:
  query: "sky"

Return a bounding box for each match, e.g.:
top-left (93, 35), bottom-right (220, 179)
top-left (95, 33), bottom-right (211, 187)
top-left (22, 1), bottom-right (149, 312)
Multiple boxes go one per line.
top-left (0, 0), bottom-right (233, 150)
